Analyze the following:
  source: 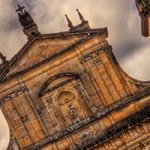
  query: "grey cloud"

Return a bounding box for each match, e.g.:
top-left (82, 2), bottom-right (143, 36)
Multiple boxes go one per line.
top-left (2, 17), bottom-right (19, 31)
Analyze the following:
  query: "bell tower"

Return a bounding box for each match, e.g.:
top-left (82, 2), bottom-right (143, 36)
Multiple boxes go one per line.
top-left (136, 0), bottom-right (150, 37)
top-left (16, 5), bottom-right (40, 39)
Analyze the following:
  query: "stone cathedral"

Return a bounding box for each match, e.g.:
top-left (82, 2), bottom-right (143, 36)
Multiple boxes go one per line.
top-left (0, 1), bottom-right (150, 150)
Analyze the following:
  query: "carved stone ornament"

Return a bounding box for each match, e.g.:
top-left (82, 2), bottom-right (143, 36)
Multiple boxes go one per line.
top-left (76, 128), bottom-right (94, 145)
top-left (68, 104), bottom-right (77, 119)
top-left (91, 106), bottom-right (104, 118)
top-left (36, 45), bottom-right (48, 57)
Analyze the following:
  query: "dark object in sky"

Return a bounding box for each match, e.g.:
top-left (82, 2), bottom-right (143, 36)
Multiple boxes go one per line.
top-left (136, 0), bottom-right (150, 37)
top-left (16, 5), bottom-right (40, 39)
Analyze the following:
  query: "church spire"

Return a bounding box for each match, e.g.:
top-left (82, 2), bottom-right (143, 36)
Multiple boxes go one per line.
top-left (76, 9), bottom-right (85, 23)
top-left (65, 14), bottom-right (74, 29)
top-left (16, 5), bottom-right (40, 40)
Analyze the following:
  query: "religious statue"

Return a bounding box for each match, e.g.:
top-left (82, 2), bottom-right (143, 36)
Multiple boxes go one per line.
top-left (16, 5), bottom-right (34, 27)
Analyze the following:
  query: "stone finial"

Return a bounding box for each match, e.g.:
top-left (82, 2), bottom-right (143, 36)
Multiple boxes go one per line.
top-left (16, 5), bottom-right (25, 15)
top-left (0, 52), bottom-right (6, 63)
top-left (65, 14), bottom-right (74, 28)
top-left (76, 9), bottom-right (85, 23)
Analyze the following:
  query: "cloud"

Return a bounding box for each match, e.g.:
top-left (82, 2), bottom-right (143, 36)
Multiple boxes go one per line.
top-left (122, 42), bottom-right (150, 80)
top-left (0, 0), bottom-right (150, 149)
top-left (0, 111), bottom-right (9, 149)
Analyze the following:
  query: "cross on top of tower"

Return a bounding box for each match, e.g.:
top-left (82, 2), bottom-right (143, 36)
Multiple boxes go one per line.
top-left (16, 5), bottom-right (25, 15)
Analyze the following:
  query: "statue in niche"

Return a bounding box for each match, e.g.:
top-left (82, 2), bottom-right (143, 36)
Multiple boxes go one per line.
top-left (57, 91), bottom-right (80, 124)
top-left (68, 104), bottom-right (77, 119)
top-left (68, 104), bottom-right (80, 124)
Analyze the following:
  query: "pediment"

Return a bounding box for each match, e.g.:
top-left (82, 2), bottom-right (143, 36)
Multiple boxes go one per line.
top-left (2, 28), bottom-right (107, 80)
top-left (17, 44), bottom-right (68, 71)
top-left (7, 38), bottom-right (73, 76)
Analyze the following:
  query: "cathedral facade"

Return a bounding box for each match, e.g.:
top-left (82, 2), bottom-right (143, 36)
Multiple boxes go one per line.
top-left (0, 1), bottom-right (150, 150)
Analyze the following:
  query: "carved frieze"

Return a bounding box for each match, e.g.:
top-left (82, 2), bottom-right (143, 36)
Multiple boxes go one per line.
top-left (76, 128), bottom-right (94, 146)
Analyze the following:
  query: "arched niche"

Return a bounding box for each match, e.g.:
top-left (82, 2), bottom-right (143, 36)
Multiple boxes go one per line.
top-left (39, 73), bottom-right (92, 130)
top-left (57, 91), bottom-right (76, 105)
top-left (54, 89), bottom-right (83, 126)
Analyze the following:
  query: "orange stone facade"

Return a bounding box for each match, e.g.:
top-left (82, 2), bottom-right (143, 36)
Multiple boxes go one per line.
top-left (0, 4), bottom-right (150, 150)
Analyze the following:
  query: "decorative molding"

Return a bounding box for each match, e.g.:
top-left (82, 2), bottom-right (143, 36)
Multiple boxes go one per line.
top-left (76, 128), bottom-right (94, 146)
top-left (36, 45), bottom-right (48, 57)
top-left (124, 136), bottom-right (150, 150)
top-left (67, 117), bottom-right (91, 132)
top-left (39, 73), bottom-right (79, 96)
top-left (79, 45), bottom-right (112, 64)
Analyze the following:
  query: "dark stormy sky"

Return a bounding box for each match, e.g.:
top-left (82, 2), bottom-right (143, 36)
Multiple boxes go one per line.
top-left (0, 0), bottom-right (150, 149)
